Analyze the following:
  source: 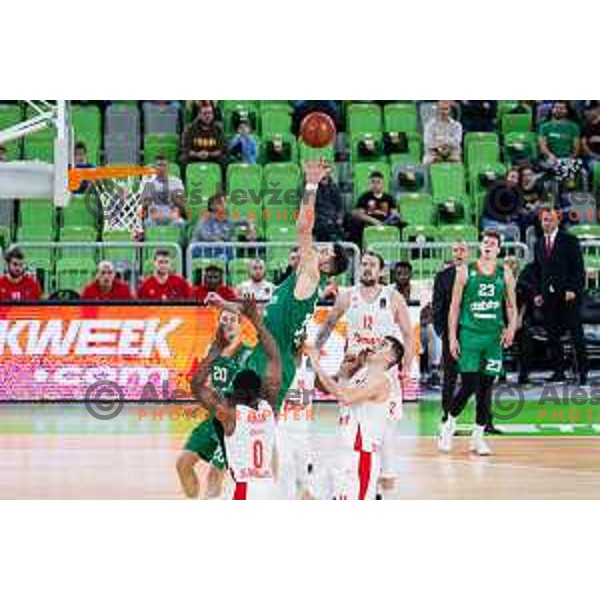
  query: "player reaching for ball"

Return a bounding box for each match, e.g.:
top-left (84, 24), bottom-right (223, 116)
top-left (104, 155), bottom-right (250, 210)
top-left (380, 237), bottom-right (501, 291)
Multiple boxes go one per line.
top-left (241, 160), bottom-right (350, 411)
top-left (438, 229), bottom-right (517, 456)
top-left (309, 337), bottom-right (405, 500)
top-left (176, 309), bottom-right (253, 499)
top-left (190, 297), bottom-right (282, 500)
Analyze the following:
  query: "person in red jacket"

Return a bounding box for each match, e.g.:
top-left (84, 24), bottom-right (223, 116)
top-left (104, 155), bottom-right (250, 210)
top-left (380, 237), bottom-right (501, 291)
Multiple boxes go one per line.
top-left (0, 247), bottom-right (43, 301)
top-left (138, 249), bottom-right (191, 301)
top-left (193, 265), bottom-right (237, 304)
top-left (81, 261), bottom-right (134, 301)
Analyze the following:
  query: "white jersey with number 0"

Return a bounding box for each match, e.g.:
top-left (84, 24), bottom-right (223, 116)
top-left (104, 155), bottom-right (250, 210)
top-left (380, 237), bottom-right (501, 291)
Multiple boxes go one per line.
top-left (225, 401), bottom-right (278, 499)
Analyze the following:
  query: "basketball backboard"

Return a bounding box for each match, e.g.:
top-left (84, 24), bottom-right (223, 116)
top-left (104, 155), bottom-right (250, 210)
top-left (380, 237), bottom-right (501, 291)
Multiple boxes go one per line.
top-left (0, 100), bottom-right (72, 206)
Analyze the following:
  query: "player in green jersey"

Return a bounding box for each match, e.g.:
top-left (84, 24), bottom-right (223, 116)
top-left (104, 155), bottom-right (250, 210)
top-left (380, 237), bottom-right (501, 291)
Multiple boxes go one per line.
top-left (176, 308), bottom-right (253, 498)
top-left (217, 161), bottom-right (350, 412)
top-left (438, 229), bottom-right (517, 456)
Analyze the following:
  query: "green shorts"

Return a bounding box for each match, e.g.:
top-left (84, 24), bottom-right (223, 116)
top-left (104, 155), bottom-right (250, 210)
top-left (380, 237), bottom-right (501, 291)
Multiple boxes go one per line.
top-left (458, 330), bottom-right (503, 376)
top-left (183, 418), bottom-right (226, 470)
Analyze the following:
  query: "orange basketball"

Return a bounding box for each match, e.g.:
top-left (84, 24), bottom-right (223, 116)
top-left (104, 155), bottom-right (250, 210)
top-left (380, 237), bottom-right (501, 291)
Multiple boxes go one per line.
top-left (299, 112), bottom-right (336, 148)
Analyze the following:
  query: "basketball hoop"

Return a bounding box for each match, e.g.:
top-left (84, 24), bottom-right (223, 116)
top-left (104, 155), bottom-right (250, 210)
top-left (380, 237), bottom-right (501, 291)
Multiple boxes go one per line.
top-left (70, 165), bottom-right (158, 233)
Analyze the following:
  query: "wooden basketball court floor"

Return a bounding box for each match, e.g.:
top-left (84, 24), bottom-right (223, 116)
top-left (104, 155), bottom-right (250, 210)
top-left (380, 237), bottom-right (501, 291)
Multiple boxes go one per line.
top-left (1, 403), bottom-right (599, 499)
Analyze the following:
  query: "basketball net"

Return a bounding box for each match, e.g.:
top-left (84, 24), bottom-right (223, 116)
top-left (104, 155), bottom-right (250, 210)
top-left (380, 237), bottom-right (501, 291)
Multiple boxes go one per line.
top-left (69, 166), bottom-right (158, 234)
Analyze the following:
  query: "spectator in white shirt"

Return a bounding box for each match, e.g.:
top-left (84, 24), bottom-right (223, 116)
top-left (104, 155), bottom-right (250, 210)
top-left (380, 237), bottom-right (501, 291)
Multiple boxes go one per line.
top-left (141, 154), bottom-right (186, 228)
top-left (237, 258), bottom-right (275, 302)
top-left (424, 100), bottom-right (463, 165)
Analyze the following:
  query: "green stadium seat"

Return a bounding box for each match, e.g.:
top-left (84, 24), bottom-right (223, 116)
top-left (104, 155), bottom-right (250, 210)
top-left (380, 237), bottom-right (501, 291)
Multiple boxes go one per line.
top-left (363, 225), bottom-right (401, 261)
top-left (185, 163), bottom-right (223, 223)
top-left (56, 257), bottom-right (97, 293)
top-left (144, 133), bottom-right (179, 163)
top-left (466, 140), bottom-right (500, 172)
top-left (383, 103), bottom-right (418, 133)
top-left (399, 193), bottom-right (434, 226)
top-left (298, 141), bottom-right (335, 164)
top-left (0, 104), bottom-right (23, 159)
top-left (402, 224), bottom-right (441, 243)
top-left (223, 101), bottom-right (259, 135)
top-left (19, 199), bottom-right (55, 235)
top-left (570, 224), bottom-right (600, 240)
top-left (438, 224), bottom-right (479, 242)
top-left (350, 132), bottom-right (384, 163)
top-left (389, 132), bottom-right (423, 165)
top-left (503, 131), bottom-right (538, 163)
top-left (468, 162), bottom-right (507, 221)
top-left (0, 224), bottom-right (11, 249)
top-left (265, 225), bottom-right (295, 275)
top-left (62, 194), bottom-right (99, 230)
top-left (227, 163), bottom-right (264, 235)
top-left (23, 106), bottom-right (55, 162)
top-left (501, 112), bottom-right (533, 134)
top-left (59, 225), bottom-right (98, 260)
top-left (260, 106), bottom-right (292, 136)
top-left (430, 163), bottom-right (468, 224)
top-left (102, 230), bottom-right (137, 268)
top-left (262, 163), bottom-right (301, 231)
top-left (71, 104), bottom-right (102, 163)
top-left (144, 227), bottom-right (183, 265)
top-left (347, 103), bottom-right (382, 136)
top-left (228, 258), bottom-right (251, 286)
top-left (592, 163), bottom-right (600, 195)
top-left (353, 162), bottom-right (391, 202)
top-left (260, 133), bottom-right (298, 164)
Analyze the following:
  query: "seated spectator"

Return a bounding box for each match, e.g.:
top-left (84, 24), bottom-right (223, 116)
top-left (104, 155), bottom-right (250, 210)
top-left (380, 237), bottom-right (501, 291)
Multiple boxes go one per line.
top-left (72, 141), bottom-right (95, 193)
top-left (274, 246), bottom-right (300, 284)
top-left (137, 249), bottom-right (191, 301)
top-left (481, 168), bottom-right (521, 241)
top-left (194, 265), bottom-right (238, 304)
top-left (81, 261), bottom-right (133, 301)
top-left (237, 259), bottom-right (275, 302)
top-left (538, 101), bottom-right (581, 163)
top-left (140, 155), bottom-right (186, 228)
top-left (458, 101), bottom-right (497, 133)
top-left (0, 247), bottom-right (42, 301)
top-left (392, 260), bottom-right (413, 303)
top-left (190, 194), bottom-right (257, 260)
top-left (228, 117), bottom-right (258, 164)
top-left (349, 171), bottom-right (403, 245)
top-left (581, 101), bottom-right (600, 168)
top-left (315, 161), bottom-right (345, 242)
top-left (180, 101), bottom-right (225, 166)
top-left (424, 100), bottom-right (463, 164)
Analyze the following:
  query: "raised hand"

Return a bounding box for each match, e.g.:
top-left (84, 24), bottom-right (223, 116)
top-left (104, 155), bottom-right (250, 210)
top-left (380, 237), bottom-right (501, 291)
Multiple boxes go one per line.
top-left (303, 159), bottom-right (328, 186)
top-left (240, 295), bottom-right (261, 325)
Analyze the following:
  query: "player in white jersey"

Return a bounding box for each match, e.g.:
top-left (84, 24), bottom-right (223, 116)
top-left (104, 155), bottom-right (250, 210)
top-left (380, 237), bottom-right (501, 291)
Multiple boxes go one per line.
top-left (309, 336), bottom-right (404, 500)
top-left (315, 251), bottom-right (414, 497)
top-left (190, 298), bottom-right (282, 500)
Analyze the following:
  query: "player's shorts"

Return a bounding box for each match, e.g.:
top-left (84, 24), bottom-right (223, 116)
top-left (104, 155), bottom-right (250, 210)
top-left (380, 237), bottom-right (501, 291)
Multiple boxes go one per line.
top-left (183, 418), bottom-right (226, 470)
top-left (458, 329), bottom-right (503, 376)
top-left (219, 473), bottom-right (281, 500)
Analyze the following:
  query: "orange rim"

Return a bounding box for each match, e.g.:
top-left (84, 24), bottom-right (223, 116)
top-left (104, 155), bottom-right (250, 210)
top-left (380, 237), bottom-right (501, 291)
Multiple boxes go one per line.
top-left (68, 165), bottom-right (158, 191)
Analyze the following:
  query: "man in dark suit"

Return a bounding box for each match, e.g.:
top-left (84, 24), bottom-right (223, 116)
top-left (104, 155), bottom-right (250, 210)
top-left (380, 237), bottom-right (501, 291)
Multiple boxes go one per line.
top-left (433, 240), bottom-right (469, 422)
top-left (532, 209), bottom-right (587, 384)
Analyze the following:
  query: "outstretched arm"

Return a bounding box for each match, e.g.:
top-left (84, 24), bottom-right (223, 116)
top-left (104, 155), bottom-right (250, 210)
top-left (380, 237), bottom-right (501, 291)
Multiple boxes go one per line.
top-left (314, 289), bottom-right (350, 350)
top-left (294, 161), bottom-right (328, 301)
top-left (240, 297), bottom-right (281, 410)
top-left (190, 327), bottom-right (228, 412)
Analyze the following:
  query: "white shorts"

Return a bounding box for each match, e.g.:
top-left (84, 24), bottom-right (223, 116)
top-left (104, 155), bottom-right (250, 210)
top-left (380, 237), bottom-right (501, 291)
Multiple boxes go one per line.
top-left (336, 419), bottom-right (381, 500)
top-left (223, 475), bottom-right (281, 500)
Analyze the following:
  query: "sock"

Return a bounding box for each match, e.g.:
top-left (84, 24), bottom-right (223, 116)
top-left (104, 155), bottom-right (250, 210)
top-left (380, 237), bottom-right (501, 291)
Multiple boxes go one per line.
top-left (447, 415), bottom-right (457, 429)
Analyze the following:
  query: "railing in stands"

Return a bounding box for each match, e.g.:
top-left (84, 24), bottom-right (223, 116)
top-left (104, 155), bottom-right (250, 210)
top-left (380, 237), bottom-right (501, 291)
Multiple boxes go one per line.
top-left (365, 242), bottom-right (531, 281)
top-left (186, 241), bottom-right (362, 287)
